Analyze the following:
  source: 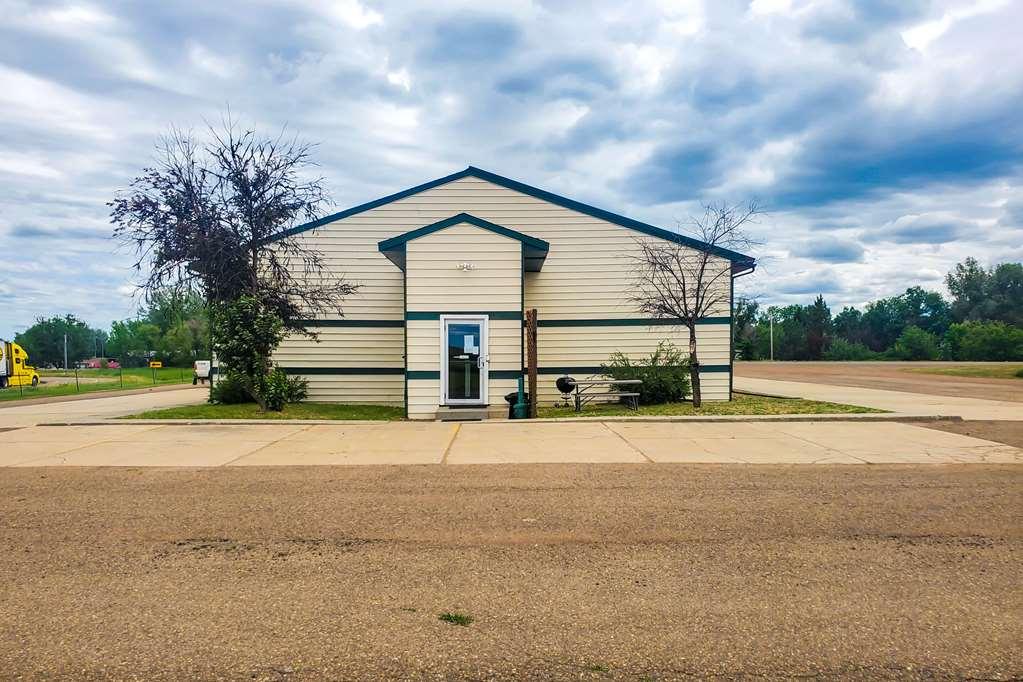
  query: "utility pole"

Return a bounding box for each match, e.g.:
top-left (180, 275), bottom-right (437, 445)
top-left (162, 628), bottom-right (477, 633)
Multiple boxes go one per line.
top-left (64, 333), bottom-right (68, 370)
top-left (769, 314), bottom-right (774, 361)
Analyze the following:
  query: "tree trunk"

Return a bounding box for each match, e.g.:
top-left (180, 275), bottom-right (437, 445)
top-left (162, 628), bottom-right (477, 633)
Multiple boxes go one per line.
top-left (688, 324), bottom-right (701, 408)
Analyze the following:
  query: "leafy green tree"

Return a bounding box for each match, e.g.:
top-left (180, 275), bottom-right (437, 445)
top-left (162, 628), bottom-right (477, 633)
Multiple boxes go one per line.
top-left (14, 315), bottom-right (106, 367)
top-left (210, 296), bottom-right (304, 410)
top-left (805, 294), bottom-right (832, 360)
top-left (891, 326), bottom-right (940, 360)
top-left (860, 297), bottom-right (905, 352)
top-left (732, 297), bottom-right (760, 360)
top-left (899, 286), bottom-right (952, 336)
top-left (946, 258), bottom-right (1023, 325)
top-left (106, 320), bottom-right (161, 366)
top-left (946, 257), bottom-right (989, 322)
top-left (941, 321), bottom-right (1023, 361)
top-left (833, 307), bottom-right (867, 346)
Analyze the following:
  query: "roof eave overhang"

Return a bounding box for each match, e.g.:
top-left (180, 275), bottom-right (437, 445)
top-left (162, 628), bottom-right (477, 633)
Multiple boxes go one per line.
top-left (277, 166), bottom-right (756, 265)
top-left (378, 213), bottom-right (550, 272)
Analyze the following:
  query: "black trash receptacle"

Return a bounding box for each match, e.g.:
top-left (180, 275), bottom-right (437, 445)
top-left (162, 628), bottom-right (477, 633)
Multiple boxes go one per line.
top-left (503, 391), bottom-right (530, 419)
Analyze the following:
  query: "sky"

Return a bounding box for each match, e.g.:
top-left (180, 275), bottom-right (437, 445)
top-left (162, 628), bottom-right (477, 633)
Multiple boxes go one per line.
top-left (1, 0), bottom-right (1021, 339)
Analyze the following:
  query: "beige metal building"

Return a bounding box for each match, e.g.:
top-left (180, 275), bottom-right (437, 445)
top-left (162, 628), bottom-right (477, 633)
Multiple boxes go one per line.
top-left (273, 167), bottom-right (755, 419)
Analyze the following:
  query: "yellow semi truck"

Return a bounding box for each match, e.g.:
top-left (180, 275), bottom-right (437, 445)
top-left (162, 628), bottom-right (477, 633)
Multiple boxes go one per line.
top-left (0, 341), bottom-right (40, 389)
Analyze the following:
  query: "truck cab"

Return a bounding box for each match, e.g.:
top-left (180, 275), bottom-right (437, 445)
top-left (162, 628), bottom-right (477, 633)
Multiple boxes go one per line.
top-left (0, 341), bottom-right (40, 389)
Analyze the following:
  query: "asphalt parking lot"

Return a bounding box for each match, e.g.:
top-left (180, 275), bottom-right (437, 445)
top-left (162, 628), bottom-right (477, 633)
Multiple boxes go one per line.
top-left (1, 464), bottom-right (1020, 680)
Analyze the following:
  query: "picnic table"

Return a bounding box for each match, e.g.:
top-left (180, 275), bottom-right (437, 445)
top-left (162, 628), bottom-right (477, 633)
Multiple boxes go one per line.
top-left (557, 377), bottom-right (642, 412)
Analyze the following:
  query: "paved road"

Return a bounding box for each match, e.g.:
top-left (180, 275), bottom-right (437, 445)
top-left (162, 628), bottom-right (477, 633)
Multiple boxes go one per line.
top-left (3, 419), bottom-right (1020, 466)
top-left (736, 376), bottom-right (1022, 420)
top-left (0, 385), bottom-right (207, 428)
top-left (1, 464), bottom-right (1019, 679)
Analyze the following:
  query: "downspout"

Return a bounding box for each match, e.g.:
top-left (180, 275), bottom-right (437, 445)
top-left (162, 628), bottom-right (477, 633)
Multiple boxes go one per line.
top-left (730, 261), bottom-right (757, 401)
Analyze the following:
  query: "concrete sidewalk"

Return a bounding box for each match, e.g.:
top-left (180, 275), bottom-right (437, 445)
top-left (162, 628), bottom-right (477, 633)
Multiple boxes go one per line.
top-left (736, 376), bottom-right (1022, 420)
top-left (0, 385), bottom-right (207, 428)
top-left (2, 419), bottom-right (1020, 466)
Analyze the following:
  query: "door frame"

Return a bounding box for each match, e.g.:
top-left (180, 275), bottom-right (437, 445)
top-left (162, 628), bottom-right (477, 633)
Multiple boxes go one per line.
top-left (439, 314), bottom-right (489, 405)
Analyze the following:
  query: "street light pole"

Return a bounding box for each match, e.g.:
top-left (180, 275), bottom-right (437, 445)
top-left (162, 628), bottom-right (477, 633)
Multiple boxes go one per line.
top-left (769, 314), bottom-right (774, 361)
top-left (64, 333), bottom-right (68, 370)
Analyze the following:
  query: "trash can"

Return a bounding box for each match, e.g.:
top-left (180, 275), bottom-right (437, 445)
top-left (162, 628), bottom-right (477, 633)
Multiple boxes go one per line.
top-left (503, 391), bottom-right (530, 419)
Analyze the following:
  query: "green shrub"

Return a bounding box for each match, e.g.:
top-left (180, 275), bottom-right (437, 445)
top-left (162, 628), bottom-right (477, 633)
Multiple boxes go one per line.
top-left (211, 371), bottom-right (252, 404)
top-left (601, 341), bottom-right (691, 405)
top-left (260, 368), bottom-right (308, 411)
top-left (1016, 368), bottom-right (1023, 378)
top-left (891, 326), bottom-right (940, 360)
top-left (942, 321), bottom-right (1023, 361)
top-left (824, 338), bottom-right (878, 361)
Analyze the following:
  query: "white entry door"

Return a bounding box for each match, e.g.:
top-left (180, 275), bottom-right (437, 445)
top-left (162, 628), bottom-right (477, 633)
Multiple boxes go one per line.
top-left (441, 315), bottom-right (488, 405)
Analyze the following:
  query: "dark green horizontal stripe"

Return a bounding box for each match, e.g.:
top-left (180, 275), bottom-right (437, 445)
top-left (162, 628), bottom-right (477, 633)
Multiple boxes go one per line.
top-left (290, 319), bottom-right (404, 328)
top-left (538, 317), bottom-right (729, 327)
top-left (490, 370), bottom-right (524, 380)
top-left (406, 369), bottom-right (523, 381)
top-left (535, 365), bottom-right (730, 375)
top-left (407, 311), bottom-right (522, 321)
top-left (281, 367), bottom-right (404, 375)
top-left (406, 370), bottom-right (440, 380)
top-left (275, 366), bottom-right (729, 379)
top-left (287, 315), bottom-right (729, 328)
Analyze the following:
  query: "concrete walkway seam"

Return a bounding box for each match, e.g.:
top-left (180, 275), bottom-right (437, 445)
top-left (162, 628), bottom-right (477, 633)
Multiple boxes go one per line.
top-left (440, 423), bottom-right (461, 465)
top-left (222, 424), bottom-right (318, 467)
top-left (601, 422), bottom-right (654, 463)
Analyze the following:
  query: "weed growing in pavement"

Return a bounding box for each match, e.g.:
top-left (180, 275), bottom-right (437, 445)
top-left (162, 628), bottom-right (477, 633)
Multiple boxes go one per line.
top-left (438, 612), bottom-right (473, 626)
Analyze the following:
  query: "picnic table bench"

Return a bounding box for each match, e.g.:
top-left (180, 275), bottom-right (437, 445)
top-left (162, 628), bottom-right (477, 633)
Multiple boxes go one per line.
top-left (556, 376), bottom-right (642, 412)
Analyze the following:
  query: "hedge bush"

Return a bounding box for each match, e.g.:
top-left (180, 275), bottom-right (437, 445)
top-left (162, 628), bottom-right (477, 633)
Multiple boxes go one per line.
top-left (601, 341), bottom-right (691, 405)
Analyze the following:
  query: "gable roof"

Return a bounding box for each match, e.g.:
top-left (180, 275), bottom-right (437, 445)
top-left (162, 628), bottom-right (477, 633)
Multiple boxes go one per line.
top-left (278, 166), bottom-right (756, 270)
top-left (378, 213), bottom-right (550, 271)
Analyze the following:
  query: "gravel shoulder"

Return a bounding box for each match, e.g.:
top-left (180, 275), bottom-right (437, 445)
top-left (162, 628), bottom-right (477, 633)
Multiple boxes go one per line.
top-left (919, 419), bottom-right (1023, 448)
top-left (736, 361), bottom-right (1023, 402)
top-left (1, 464), bottom-right (1020, 680)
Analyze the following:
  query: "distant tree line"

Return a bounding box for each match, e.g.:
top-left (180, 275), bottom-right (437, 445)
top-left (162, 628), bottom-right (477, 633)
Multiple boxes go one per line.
top-left (13, 290), bottom-right (210, 368)
top-left (734, 258), bottom-right (1023, 362)
top-left (12, 315), bottom-right (109, 368)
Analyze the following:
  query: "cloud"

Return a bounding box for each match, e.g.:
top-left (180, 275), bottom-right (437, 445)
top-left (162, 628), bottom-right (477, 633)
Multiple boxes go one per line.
top-left (0, 0), bottom-right (1021, 336)
top-left (882, 214), bottom-right (972, 244)
top-left (420, 15), bottom-right (521, 63)
top-left (776, 271), bottom-right (844, 295)
top-left (799, 237), bottom-right (865, 263)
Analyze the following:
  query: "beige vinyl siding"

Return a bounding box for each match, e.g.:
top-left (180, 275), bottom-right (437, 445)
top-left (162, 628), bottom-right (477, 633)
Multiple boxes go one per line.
top-left (405, 223), bottom-right (521, 312)
top-left (274, 326), bottom-right (404, 404)
top-left (407, 379), bottom-right (440, 420)
top-left (404, 222), bottom-right (523, 419)
top-left (533, 323), bottom-right (730, 404)
top-left (279, 175), bottom-right (733, 408)
top-left (305, 375), bottom-right (403, 406)
top-left (275, 327), bottom-right (404, 367)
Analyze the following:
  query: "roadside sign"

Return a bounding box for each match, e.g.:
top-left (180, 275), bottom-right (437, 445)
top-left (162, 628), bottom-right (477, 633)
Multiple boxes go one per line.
top-left (149, 361), bottom-right (163, 368)
top-left (194, 360), bottom-right (211, 378)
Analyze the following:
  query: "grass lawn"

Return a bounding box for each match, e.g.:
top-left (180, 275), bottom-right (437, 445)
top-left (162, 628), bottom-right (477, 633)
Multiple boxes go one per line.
top-left (0, 367), bottom-right (192, 402)
top-left (123, 402), bottom-right (405, 420)
top-left (900, 364), bottom-right (1023, 380)
top-left (537, 393), bottom-right (885, 418)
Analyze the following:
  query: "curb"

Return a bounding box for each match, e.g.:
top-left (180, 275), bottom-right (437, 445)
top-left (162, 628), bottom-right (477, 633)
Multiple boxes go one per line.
top-left (36, 414), bottom-right (963, 427)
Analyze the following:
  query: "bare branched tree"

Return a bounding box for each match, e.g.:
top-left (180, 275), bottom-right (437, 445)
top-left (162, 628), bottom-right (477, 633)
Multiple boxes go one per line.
top-left (629, 202), bottom-right (760, 407)
top-left (109, 118), bottom-right (358, 333)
